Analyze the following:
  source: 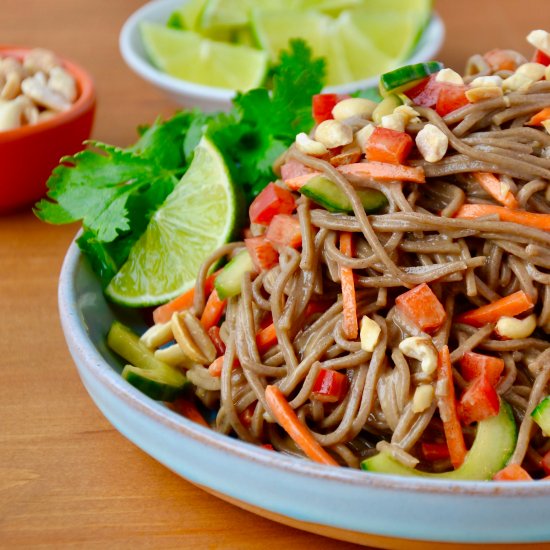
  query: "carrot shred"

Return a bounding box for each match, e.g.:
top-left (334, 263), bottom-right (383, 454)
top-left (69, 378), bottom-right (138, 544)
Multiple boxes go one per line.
top-left (472, 172), bottom-right (519, 209)
top-left (173, 398), bottom-right (209, 428)
top-left (456, 290), bottom-right (534, 327)
top-left (265, 385), bottom-right (338, 466)
top-left (200, 289), bottom-right (227, 331)
top-left (527, 107), bottom-right (550, 126)
top-left (284, 161), bottom-right (425, 190)
top-left (455, 204), bottom-right (550, 231)
top-left (153, 271), bottom-right (220, 324)
top-left (493, 463), bottom-right (533, 481)
top-left (208, 355), bottom-right (230, 377)
top-left (339, 232), bottom-right (358, 340)
top-left (437, 346), bottom-right (467, 469)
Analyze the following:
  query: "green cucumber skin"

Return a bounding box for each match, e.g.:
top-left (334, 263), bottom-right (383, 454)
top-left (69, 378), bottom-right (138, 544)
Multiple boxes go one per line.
top-left (108, 322), bottom-right (187, 402)
top-left (360, 400), bottom-right (517, 480)
top-left (532, 396), bottom-right (550, 436)
top-left (300, 176), bottom-right (388, 214)
top-left (215, 249), bottom-right (255, 299)
top-left (122, 364), bottom-right (185, 402)
top-left (380, 61), bottom-right (444, 93)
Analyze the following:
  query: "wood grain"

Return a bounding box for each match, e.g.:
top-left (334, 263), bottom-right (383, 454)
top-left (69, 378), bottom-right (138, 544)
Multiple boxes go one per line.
top-left (0, 1), bottom-right (546, 547)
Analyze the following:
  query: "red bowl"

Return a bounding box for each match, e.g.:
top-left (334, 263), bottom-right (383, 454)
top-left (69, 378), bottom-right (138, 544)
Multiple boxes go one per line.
top-left (0, 46), bottom-right (96, 213)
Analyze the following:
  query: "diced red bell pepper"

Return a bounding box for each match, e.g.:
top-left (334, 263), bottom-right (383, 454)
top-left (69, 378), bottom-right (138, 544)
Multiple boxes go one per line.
top-left (420, 442), bottom-right (450, 461)
top-left (265, 214), bottom-right (302, 249)
top-left (493, 464), bottom-right (533, 481)
top-left (249, 182), bottom-right (297, 225)
top-left (311, 369), bottom-right (348, 403)
top-left (435, 83), bottom-right (469, 116)
top-left (457, 374), bottom-right (500, 425)
top-left (312, 93), bottom-right (348, 125)
top-left (540, 450), bottom-right (550, 476)
top-left (245, 236), bottom-right (279, 271)
top-left (261, 443), bottom-right (275, 451)
top-left (458, 351), bottom-right (504, 387)
top-left (405, 74), bottom-right (440, 107)
top-left (395, 283), bottom-right (446, 334)
top-left (533, 49), bottom-right (550, 66)
top-left (207, 326), bottom-right (226, 356)
top-left (365, 126), bottom-right (413, 164)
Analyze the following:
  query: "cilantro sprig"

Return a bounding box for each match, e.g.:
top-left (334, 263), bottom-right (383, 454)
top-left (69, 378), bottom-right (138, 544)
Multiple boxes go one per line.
top-left (36, 40), bottom-right (325, 287)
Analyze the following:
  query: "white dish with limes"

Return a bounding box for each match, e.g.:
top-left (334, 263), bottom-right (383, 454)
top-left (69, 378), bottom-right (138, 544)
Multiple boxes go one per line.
top-left (120, 0), bottom-right (445, 111)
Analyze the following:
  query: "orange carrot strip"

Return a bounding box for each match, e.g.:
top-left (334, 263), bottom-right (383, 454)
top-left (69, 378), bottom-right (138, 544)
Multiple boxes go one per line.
top-left (265, 385), bottom-right (338, 466)
top-left (284, 161), bottom-right (425, 190)
top-left (209, 322), bottom-right (278, 377)
top-left (153, 271), bottom-right (220, 324)
top-left (339, 232), bottom-right (358, 340)
top-left (200, 289), bottom-right (227, 331)
top-left (493, 464), bottom-right (533, 481)
top-left (456, 290), bottom-right (534, 328)
top-left (437, 346), bottom-right (467, 469)
top-left (455, 204), bottom-right (550, 231)
top-left (256, 323), bottom-right (278, 354)
top-left (527, 107), bottom-right (550, 126)
top-left (472, 172), bottom-right (519, 209)
top-left (337, 161), bottom-right (425, 184)
top-left (173, 398), bottom-right (209, 428)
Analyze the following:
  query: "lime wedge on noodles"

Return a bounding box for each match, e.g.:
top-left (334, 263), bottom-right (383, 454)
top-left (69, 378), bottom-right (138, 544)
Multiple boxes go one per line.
top-left (141, 22), bottom-right (268, 90)
top-left (106, 137), bottom-right (239, 307)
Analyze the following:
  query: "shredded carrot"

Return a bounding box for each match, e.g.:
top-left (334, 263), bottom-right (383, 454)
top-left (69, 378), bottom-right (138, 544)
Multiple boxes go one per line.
top-left (437, 346), bottom-right (467, 469)
top-left (455, 204), bottom-right (550, 231)
top-left (284, 161), bottom-right (425, 190)
top-left (472, 172), bottom-right (519, 209)
top-left (209, 322), bottom-right (278, 377)
top-left (153, 271), bottom-right (220, 324)
top-left (493, 464), bottom-right (533, 481)
top-left (265, 385), bottom-right (338, 466)
top-left (456, 290), bottom-right (534, 327)
top-left (339, 232), bottom-right (358, 340)
top-left (173, 398), bottom-right (209, 428)
top-left (527, 107), bottom-right (550, 126)
top-left (200, 289), bottom-right (227, 331)
top-left (256, 323), bottom-right (278, 354)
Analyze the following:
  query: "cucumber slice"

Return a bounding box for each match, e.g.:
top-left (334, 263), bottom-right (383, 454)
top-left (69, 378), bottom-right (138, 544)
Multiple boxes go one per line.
top-left (108, 322), bottom-right (188, 402)
top-left (532, 396), bottom-right (550, 436)
top-left (300, 175), bottom-right (388, 214)
top-left (372, 94), bottom-right (402, 124)
top-left (361, 400), bottom-right (517, 480)
top-left (215, 250), bottom-right (255, 299)
top-left (379, 61), bottom-right (444, 96)
top-left (122, 364), bottom-right (186, 402)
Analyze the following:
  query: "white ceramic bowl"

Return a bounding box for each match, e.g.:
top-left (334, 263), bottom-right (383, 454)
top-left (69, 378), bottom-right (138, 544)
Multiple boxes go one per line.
top-left (59, 239), bottom-right (550, 548)
top-left (119, 0), bottom-right (445, 111)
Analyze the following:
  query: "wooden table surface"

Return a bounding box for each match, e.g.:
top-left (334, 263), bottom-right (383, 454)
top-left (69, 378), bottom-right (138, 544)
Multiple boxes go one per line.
top-left (1, 1), bottom-right (547, 547)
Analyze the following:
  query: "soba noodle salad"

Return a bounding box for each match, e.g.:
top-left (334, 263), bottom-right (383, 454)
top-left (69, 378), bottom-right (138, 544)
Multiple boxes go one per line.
top-left (108, 31), bottom-right (550, 481)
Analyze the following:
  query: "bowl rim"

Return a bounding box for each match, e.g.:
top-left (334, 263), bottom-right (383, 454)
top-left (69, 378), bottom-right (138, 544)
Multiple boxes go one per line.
top-left (118, 0), bottom-right (445, 103)
top-left (0, 45), bottom-right (96, 144)
top-left (59, 238), bottom-right (550, 499)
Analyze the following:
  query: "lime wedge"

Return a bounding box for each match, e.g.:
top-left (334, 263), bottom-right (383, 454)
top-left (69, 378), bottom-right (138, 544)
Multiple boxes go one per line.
top-left (141, 22), bottom-right (268, 90)
top-left (106, 137), bottom-right (239, 307)
top-left (173, 0), bottom-right (209, 30)
top-left (347, 8), bottom-right (429, 60)
top-left (300, 0), bottom-right (363, 14)
top-left (251, 9), bottom-right (331, 62)
top-left (200, 0), bottom-right (301, 31)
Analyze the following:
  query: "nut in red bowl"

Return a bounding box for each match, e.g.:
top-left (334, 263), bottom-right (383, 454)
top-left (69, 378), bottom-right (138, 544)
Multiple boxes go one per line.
top-left (0, 46), bottom-right (96, 213)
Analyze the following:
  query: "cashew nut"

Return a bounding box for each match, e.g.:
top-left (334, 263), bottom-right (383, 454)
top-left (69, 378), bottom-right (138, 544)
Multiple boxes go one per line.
top-left (0, 72), bottom-right (21, 100)
top-left (465, 85), bottom-right (503, 103)
top-left (0, 99), bottom-right (24, 131)
top-left (21, 74), bottom-right (71, 111)
top-left (314, 119), bottom-right (353, 149)
top-left (495, 314), bottom-right (537, 340)
top-left (295, 132), bottom-right (328, 156)
top-left (415, 123), bottom-right (449, 163)
top-left (331, 98), bottom-right (377, 122)
top-left (140, 320), bottom-right (173, 349)
top-left (412, 384), bottom-right (435, 413)
top-left (48, 66), bottom-right (77, 102)
top-left (435, 68), bottom-right (464, 85)
top-left (23, 48), bottom-right (61, 75)
top-left (359, 315), bottom-right (381, 352)
top-left (398, 336), bottom-right (438, 375)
